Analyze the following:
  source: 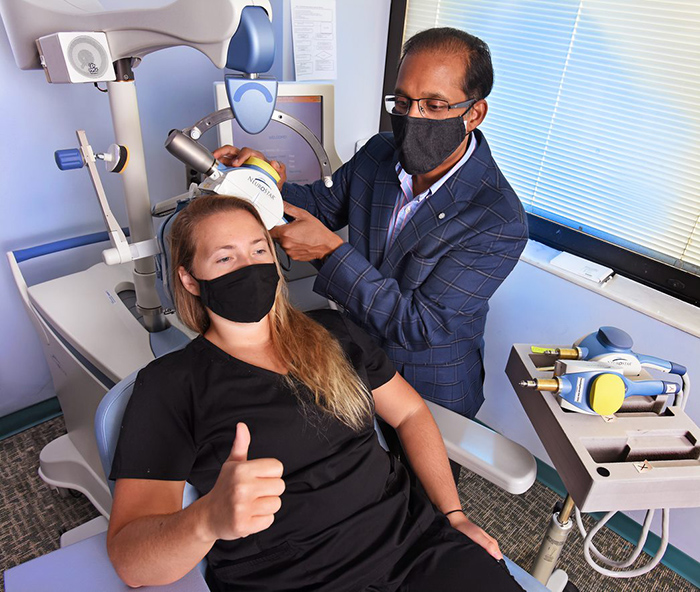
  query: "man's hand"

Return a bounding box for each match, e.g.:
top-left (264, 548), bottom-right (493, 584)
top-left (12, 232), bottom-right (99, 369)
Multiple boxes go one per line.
top-left (212, 145), bottom-right (287, 190)
top-left (270, 202), bottom-right (344, 262)
top-left (200, 423), bottom-right (285, 541)
top-left (447, 511), bottom-right (503, 560)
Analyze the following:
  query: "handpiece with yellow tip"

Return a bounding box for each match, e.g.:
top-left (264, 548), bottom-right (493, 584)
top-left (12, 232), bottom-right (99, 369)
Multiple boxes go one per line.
top-left (530, 346), bottom-right (582, 359)
top-left (520, 368), bottom-right (680, 416)
top-left (589, 374), bottom-right (626, 416)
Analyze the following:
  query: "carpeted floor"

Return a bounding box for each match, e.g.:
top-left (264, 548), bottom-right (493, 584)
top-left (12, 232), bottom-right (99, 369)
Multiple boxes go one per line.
top-left (0, 417), bottom-right (100, 592)
top-left (457, 468), bottom-right (698, 591)
top-left (0, 417), bottom-right (697, 592)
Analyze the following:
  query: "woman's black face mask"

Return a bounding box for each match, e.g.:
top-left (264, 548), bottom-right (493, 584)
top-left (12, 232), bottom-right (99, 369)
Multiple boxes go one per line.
top-left (390, 114), bottom-right (467, 175)
top-left (194, 263), bottom-right (279, 324)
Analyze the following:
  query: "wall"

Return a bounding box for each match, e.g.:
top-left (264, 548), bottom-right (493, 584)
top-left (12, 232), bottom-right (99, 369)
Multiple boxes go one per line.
top-left (478, 254), bottom-right (700, 560)
top-left (0, 0), bottom-right (390, 418)
top-left (272, 0), bottom-right (391, 161)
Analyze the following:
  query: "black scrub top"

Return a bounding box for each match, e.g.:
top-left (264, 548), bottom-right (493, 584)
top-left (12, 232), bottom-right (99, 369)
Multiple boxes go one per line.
top-left (111, 309), bottom-right (436, 591)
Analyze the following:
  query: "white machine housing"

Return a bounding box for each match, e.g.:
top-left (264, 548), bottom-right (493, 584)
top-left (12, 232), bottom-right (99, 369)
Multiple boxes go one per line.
top-left (36, 31), bottom-right (116, 83)
top-left (0, 0), bottom-right (273, 71)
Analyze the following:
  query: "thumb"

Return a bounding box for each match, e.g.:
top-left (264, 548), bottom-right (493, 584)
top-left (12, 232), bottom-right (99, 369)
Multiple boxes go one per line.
top-left (228, 422), bottom-right (251, 462)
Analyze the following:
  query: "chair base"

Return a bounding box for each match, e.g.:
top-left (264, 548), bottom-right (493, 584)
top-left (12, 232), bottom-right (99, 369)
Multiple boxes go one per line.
top-left (39, 433), bottom-right (112, 518)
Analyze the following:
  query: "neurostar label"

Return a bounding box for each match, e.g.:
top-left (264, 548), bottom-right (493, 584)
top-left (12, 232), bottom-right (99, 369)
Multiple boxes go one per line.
top-left (249, 176), bottom-right (275, 201)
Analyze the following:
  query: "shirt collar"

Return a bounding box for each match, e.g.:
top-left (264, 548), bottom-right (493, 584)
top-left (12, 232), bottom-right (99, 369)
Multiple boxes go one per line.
top-left (395, 131), bottom-right (478, 200)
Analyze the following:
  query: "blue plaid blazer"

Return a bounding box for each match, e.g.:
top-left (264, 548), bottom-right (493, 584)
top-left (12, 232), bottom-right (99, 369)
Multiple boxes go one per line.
top-left (283, 129), bottom-right (527, 417)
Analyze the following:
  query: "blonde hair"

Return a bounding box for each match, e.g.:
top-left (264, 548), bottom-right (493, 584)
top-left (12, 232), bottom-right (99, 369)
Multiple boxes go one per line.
top-left (169, 195), bottom-right (373, 431)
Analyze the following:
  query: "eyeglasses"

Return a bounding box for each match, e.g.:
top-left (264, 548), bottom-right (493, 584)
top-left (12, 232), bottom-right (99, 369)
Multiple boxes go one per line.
top-left (384, 95), bottom-right (476, 120)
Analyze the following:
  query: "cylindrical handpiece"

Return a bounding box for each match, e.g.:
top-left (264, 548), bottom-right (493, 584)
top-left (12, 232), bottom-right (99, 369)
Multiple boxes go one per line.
top-left (519, 378), bottom-right (560, 392)
top-left (165, 129), bottom-right (218, 176)
top-left (542, 347), bottom-right (581, 359)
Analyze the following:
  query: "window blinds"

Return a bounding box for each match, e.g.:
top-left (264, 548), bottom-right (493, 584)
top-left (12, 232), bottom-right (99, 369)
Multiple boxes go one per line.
top-left (404, 0), bottom-right (700, 275)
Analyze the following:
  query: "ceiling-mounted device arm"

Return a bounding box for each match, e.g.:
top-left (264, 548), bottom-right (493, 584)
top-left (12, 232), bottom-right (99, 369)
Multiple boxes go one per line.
top-left (0, 0), bottom-right (274, 71)
top-left (183, 108), bottom-right (334, 188)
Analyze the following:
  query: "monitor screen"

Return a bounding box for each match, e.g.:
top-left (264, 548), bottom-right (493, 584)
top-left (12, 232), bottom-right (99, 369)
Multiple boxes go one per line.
top-left (217, 94), bottom-right (324, 186)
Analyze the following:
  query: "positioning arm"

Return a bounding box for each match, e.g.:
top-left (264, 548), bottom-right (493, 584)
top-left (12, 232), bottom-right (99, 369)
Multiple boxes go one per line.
top-left (178, 106), bottom-right (335, 188)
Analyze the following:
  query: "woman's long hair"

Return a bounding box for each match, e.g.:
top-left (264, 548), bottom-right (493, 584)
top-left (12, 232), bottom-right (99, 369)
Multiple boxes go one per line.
top-left (169, 195), bottom-right (373, 431)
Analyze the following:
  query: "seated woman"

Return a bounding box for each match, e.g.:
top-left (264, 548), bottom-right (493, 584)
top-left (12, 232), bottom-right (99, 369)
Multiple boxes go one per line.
top-left (107, 194), bottom-right (523, 592)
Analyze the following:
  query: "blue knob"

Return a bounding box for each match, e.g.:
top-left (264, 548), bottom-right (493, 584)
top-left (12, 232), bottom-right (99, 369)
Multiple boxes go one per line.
top-left (55, 149), bottom-right (84, 171)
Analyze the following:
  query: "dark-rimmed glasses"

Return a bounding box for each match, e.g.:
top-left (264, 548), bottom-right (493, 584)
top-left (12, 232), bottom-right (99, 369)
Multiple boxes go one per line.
top-left (384, 95), bottom-right (476, 120)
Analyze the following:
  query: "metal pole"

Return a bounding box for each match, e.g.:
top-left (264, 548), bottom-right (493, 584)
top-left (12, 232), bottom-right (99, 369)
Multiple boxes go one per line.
top-left (531, 494), bottom-right (575, 584)
top-left (107, 59), bottom-right (167, 332)
top-left (559, 495), bottom-right (576, 524)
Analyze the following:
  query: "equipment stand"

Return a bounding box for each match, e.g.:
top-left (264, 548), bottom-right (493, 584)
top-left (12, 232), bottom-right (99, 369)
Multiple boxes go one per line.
top-left (532, 495), bottom-right (575, 591)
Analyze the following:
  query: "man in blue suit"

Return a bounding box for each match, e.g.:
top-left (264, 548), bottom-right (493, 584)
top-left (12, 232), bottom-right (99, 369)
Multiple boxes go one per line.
top-left (216, 28), bottom-right (527, 420)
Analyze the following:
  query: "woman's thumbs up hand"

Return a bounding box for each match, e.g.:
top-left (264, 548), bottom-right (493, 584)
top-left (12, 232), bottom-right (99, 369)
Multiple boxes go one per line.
top-left (201, 423), bottom-right (285, 541)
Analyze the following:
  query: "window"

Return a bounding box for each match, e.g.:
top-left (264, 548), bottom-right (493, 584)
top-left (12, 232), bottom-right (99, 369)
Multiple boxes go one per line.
top-left (387, 0), bottom-right (700, 305)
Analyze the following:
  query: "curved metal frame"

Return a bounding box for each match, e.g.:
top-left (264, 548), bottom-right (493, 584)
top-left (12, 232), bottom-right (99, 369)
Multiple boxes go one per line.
top-left (183, 107), bottom-right (334, 188)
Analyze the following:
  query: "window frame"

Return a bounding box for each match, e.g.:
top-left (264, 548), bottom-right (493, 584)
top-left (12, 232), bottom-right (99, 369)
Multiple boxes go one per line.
top-left (382, 1), bottom-right (700, 307)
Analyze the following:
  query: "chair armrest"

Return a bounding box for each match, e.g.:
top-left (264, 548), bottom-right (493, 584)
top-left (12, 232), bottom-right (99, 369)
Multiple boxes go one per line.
top-left (4, 531), bottom-right (208, 592)
top-left (425, 401), bottom-right (537, 495)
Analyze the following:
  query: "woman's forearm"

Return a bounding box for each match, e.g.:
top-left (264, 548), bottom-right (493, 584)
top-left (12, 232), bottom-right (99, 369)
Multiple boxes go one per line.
top-left (108, 497), bottom-right (215, 588)
top-left (395, 405), bottom-right (462, 514)
top-left (108, 425), bottom-right (285, 587)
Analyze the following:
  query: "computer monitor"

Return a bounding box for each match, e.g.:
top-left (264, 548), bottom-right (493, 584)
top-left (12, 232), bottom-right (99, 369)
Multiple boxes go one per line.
top-left (214, 81), bottom-right (342, 184)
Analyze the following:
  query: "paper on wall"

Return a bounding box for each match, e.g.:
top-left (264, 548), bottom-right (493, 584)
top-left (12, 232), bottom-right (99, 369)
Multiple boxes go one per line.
top-left (291, 0), bottom-right (337, 81)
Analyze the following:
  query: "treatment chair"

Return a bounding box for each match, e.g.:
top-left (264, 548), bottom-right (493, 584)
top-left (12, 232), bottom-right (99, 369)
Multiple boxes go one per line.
top-left (5, 200), bottom-right (546, 590)
top-left (5, 366), bottom-right (548, 591)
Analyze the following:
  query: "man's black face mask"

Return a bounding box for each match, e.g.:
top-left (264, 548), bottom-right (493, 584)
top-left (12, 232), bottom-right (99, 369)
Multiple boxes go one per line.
top-left (390, 114), bottom-right (467, 175)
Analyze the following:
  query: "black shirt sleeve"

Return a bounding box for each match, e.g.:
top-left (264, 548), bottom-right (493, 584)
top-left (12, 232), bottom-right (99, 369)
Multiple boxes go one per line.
top-left (110, 351), bottom-right (197, 482)
top-left (308, 309), bottom-right (396, 391)
top-left (341, 316), bottom-right (396, 390)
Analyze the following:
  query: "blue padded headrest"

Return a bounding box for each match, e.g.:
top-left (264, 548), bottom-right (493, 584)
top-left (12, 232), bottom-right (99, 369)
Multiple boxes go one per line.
top-left (96, 369), bottom-right (198, 507)
top-left (155, 199), bottom-right (193, 311)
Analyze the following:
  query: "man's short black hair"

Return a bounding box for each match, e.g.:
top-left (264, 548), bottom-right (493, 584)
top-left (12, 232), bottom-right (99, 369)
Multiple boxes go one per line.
top-left (399, 27), bottom-right (494, 101)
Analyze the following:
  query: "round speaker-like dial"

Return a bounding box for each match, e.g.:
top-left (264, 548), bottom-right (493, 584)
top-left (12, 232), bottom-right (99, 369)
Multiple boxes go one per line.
top-left (67, 35), bottom-right (109, 79)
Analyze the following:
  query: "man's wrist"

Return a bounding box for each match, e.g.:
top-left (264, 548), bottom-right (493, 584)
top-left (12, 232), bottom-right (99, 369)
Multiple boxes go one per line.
top-left (323, 234), bottom-right (344, 260)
